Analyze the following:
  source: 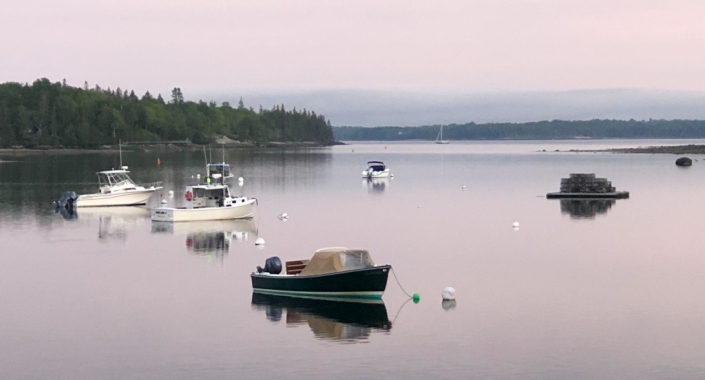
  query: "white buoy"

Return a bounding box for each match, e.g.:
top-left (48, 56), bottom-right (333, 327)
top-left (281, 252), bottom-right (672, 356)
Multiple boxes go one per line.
top-left (513, 222), bottom-right (520, 228)
top-left (196, 174), bottom-right (201, 179)
top-left (168, 190), bottom-right (174, 197)
top-left (390, 174), bottom-right (394, 178)
top-left (278, 213), bottom-right (289, 221)
top-left (462, 185), bottom-right (466, 190)
top-left (191, 175), bottom-right (194, 179)
top-left (238, 177), bottom-right (244, 182)
top-left (442, 287), bottom-right (456, 300)
top-left (255, 237), bottom-right (265, 246)
top-left (161, 199), bottom-right (167, 204)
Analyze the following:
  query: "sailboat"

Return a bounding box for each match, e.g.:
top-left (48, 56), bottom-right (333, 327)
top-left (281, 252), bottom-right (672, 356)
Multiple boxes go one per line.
top-left (435, 125), bottom-right (450, 144)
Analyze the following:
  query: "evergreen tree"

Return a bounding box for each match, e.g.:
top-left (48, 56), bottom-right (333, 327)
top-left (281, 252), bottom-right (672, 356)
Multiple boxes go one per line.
top-left (0, 78), bottom-right (336, 148)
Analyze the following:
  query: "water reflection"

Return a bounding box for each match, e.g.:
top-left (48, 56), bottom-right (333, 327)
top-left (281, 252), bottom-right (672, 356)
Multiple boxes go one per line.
top-left (251, 293), bottom-right (392, 343)
top-left (363, 178), bottom-right (388, 194)
top-left (559, 199), bottom-right (616, 219)
top-left (60, 206), bottom-right (150, 240)
top-left (441, 300), bottom-right (457, 311)
top-left (151, 219), bottom-right (258, 259)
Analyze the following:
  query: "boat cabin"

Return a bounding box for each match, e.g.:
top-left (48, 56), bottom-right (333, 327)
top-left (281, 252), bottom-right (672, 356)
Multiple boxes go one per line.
top-left (207, 163), bottom-right (232, 181)
top-left (366, 161), bottom-right (386, 172)
top-left (184, 184), bottom-right (242, 208)
top-left (286, 248), bottom-right (376, 275)
top-left (97, 169), bottom-right (138, 194)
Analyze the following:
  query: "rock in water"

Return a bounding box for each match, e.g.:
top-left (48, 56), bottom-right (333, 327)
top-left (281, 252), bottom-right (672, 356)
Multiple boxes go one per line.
top-left (676, 157), bottom-right (693, 167)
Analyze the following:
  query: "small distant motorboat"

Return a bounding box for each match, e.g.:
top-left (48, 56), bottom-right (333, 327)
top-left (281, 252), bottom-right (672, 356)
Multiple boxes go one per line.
top-left (251, 247), bottom-right (390, 299)
top-left (435, 125), bottom-right (450, 144)
top-left (150, 176), bottom-right (256, 222)
top-left (65, 168), bottom-right (162, 207)
top-left (362, 161), bottom-right (391, 178)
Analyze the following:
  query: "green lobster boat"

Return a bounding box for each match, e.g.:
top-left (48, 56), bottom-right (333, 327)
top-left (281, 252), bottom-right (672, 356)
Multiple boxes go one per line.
top-left (250, 247), bottom-right (390, 299)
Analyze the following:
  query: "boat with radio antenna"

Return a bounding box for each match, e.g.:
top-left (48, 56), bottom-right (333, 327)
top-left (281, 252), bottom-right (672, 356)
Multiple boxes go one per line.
top-left (54, 140), bottom-right (162, 209)
top-left (150, 147), bottom-right (256, 222)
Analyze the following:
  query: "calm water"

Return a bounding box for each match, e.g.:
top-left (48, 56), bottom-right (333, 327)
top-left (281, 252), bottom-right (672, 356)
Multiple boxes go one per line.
top-left (3, 140), bottom-right (705, 379)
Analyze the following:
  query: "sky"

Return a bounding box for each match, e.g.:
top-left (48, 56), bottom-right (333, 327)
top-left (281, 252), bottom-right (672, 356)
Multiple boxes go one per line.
top-left (2, 0), bottom-right (705, 125)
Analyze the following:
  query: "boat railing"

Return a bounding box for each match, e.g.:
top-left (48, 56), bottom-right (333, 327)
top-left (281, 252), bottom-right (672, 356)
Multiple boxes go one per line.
top-left (142, 181), bottom-right (163, 189)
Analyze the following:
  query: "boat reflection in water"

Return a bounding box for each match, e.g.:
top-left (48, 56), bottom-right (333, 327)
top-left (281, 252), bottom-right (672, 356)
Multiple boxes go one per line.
top-left (59, 206), bottom-right (151, 241)
top-left (560, 199), bottom-right (616, 219)
top-left (251, 293), bottom-right (392, 343)
top-left (151, 219), bottom-right (257, 259)
top-left (363, 177), bottom-right (388, 194)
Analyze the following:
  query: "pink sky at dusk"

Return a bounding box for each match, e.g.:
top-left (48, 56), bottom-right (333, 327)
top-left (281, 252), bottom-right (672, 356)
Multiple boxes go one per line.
top-left (2, 0), bottom-right (704, 95)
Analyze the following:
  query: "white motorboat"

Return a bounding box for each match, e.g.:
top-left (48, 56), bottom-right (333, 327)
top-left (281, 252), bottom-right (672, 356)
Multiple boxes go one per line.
top-left (435, 125), bottom-right (450, 144)
top-left (75, 168), bottom-right (162, 207)
top-left (362, 161), bottom-right (391, 178)
top-left (151, 178), bottom-right (256, 222)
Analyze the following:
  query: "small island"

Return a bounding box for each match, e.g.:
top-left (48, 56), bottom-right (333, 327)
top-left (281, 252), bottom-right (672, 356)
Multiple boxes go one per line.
top-left (547, 173), bottom-right (630, 199)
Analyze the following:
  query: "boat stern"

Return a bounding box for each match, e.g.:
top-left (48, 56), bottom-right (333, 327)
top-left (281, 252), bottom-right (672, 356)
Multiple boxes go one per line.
top-left (151, 207), bottom-right (175, 222)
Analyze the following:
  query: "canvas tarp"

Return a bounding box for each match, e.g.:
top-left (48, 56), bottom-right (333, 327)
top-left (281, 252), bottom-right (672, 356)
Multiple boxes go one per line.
top-left (299, 248), bottom-right (375, 276)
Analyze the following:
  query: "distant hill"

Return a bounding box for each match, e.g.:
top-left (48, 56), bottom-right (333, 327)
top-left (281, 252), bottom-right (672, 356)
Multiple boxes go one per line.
top-left (0, 78), bottom-right (335, 148)
top-left (334, 120), bottom-right (705, 141)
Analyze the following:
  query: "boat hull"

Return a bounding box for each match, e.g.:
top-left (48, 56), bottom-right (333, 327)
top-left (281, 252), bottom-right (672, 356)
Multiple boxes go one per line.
top-left (363, 169), bottom-right (391, 179)
top-left (251, 265), bottom-right (391, 299)
top-left (151, 199), bottom-right (256, 222)
top-left (75, 188), bottom-right (158, 207)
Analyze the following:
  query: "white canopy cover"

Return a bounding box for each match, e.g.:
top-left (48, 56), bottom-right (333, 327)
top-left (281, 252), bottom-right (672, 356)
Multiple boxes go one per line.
top-left (299, 248), bottom-right (375, 276)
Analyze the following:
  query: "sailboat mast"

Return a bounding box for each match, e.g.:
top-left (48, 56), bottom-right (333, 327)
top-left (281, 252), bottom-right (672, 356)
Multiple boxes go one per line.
top-left (119, 139), bottom-right (123, 168)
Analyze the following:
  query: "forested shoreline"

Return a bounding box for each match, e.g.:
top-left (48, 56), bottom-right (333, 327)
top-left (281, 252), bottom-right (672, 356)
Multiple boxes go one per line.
top-left (334, 120), bottom-right (705, 141)
top-left (0, 79), bottom-right (335, 148)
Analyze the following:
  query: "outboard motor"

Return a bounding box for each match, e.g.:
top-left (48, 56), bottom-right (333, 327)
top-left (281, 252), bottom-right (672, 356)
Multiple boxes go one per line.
top-left (55, 191), bottom-right (78, 211)
top-left (257, 256), bottom-right (282, 274)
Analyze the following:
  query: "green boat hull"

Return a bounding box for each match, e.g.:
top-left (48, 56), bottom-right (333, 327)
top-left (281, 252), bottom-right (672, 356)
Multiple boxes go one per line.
top-left (251, 265), bottom-right (391, 299)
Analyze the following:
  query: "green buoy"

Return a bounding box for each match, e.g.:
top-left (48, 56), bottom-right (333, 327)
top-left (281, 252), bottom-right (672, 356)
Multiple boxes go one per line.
top-left (412, 293), bottom-right (420, 303)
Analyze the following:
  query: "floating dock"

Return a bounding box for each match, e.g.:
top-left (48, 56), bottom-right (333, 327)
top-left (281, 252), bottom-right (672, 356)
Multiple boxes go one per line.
top-left (546, 173), bottom-right (629, 199)
top-left (546, 192), bottom-right (629, 199)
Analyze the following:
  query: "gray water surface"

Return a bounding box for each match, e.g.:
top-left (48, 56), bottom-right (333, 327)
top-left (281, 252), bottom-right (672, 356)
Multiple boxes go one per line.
top-left (2, 140), bottom-right (705, 379)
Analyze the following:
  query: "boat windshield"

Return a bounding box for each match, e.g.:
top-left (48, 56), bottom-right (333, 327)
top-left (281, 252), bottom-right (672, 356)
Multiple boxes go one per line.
top-left (367, 161), bottom-right (386, 171)
top-left (192, 186), bottom-right (229, 199)
top-left (98, 172), bottom-right (136, 188)
top-left (208, 164), bottom-right (231, 177)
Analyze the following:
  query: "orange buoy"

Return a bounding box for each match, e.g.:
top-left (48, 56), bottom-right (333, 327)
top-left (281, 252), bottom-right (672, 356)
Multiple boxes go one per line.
top-left (157, 158), bottom-right (161, 165)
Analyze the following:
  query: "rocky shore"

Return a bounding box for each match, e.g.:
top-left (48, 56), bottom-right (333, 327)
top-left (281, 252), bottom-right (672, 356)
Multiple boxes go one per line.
top-left (0, 140), bottom-right (344, 154)
top-left (584, 144), bottom-right (705, 154)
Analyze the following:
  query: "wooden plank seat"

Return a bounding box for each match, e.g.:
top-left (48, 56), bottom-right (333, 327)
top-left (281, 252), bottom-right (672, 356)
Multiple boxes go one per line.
top-left (286, 260), bottom-right (310, 275)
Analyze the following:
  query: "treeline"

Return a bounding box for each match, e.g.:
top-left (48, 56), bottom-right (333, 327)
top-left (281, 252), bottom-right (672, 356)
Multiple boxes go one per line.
top-left (0, 78), bottom-right (335, 148)
top-left (334, 119), bottom-right (705, 141)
